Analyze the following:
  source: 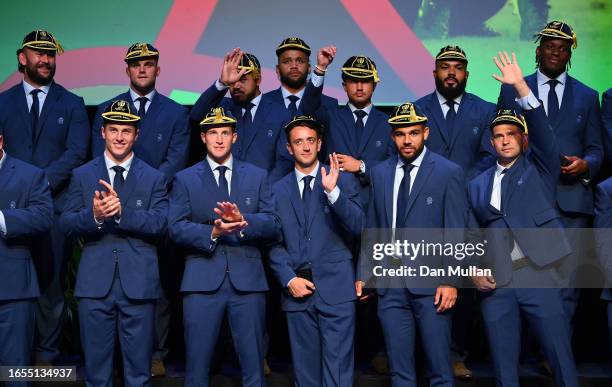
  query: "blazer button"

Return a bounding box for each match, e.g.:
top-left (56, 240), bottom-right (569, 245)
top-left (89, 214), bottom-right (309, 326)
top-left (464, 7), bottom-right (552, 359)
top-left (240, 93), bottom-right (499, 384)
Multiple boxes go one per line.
top-left (112, 249), bottom-right (118, 253)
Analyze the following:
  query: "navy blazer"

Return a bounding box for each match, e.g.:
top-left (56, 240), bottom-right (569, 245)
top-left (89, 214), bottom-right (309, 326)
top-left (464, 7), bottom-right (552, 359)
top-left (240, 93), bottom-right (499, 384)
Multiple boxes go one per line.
top-left (91, 91), bottom-right (190, 179)
top-left (0, 156), bottom-right (54, 300)
top-left (361, 150), bottom-right (467, 295)
top-left (498, 72), bottom-right (603, 215)
top-left (0, 82), bottom-right (89, 211)
top-left (169, 159), bottom-right (280, 293)
top-left (468, 104), bottom-right (571, 286)
top-left (594, 177), bottom-right (612, 300)
top-left (59, 156), bottom-right (168, 300)
top-left (189, 83), bottom-right (293, 183)
top-left (302, 80), bottom-right (395, 206)
top-left (602, 88), bottom-right (612, 165)
top-left (269, 166), bottom-right (364, 311)
top-left (415, 91), bottom-right (496, 179)
top-left (262, 87), bottom-right (338, 116)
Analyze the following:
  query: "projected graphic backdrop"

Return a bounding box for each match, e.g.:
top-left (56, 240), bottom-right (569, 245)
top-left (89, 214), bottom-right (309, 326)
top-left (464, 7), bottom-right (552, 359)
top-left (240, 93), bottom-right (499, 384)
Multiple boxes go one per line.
top-left (0, 0), bottom-right (609, 105)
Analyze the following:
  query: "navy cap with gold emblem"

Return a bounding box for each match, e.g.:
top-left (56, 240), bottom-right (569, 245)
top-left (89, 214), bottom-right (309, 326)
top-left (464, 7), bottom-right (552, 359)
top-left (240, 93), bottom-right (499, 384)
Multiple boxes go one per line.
top-left (238, 53), bottom-right (261, 79)
top-left (101, 100), bottom-right (141, 123)
top-left (341, 55), bottom-right (380, 83)
top-left (20, 30), bottom-right (63, 54)
top-left (535, 20), bottom-right (577, 49)
top-left (284, 114), bottom-right (323, 133)
top-left (435, 45), bottom-right (468, 63)
top-left (125, 42), bottom-right (159, 63)
top-left (388, 102), bottom-right (428, 127)
top-left (275, 37), bottom-right (311, 56)
top-left (490, 109), bottom-right (528, 133)
top-left (199, 107), bottom-right (237, 131)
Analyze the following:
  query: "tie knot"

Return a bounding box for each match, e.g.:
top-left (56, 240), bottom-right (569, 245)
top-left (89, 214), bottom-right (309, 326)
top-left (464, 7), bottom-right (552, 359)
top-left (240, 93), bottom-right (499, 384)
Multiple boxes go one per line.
top-left (445, 99), bottom-right (455, 107)
top-left (402, 163), bottom-right (415, 173)
top-left (287, 95), bottom-right (299, 103)
top-left (216, 165), bottom-right (228, 176)
top-left (547, 79), bottom-right (559, 89)
top-left (354, 109), bottom-right (367, 119)
top-left (302, 175), bottom-right (314, 186)
top-left (137, 96), bottom-right (148, 104)
top-left (30, 89), bottom-right (41, 96)
top-left (111, 165), bottom-right (125, 175)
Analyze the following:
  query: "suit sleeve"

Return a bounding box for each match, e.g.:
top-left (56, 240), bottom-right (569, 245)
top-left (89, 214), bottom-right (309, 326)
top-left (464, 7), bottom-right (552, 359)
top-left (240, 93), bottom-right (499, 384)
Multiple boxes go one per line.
top-left (497, 83), bottom-right (521, 111)
top-left (581, 91), bottom-right (603, 179)
top-left (269, 132), bottom-right (293, 184)
top-left (523, 104), bottom-right (561, 189)
top-left (268, 242), bottom-right (296, 288)
top-left (168, 176), bottom-right (217, 254)
top-left (603, 89), bottom-right (612, 163)
top-left (117, 174), bottom-right (168, 237)
top-left (357, 174), bottom-right (379, 283)
top-left (90, 103), bottom-right (107, 158)
top-left (2, 169), bottom-right (53, 239)
top-left (58, 171), bottom-right (105, 237)
top-left (44, 96), bottom-right (89, 192)
top-left (302, 79), bottom-right (331, 126)
top-left (189, 82), bottom-right (227, 124)
top-left (242, 173), bottom-right (281, 243)
top-left (158, 106), bottom-right (190, 178)
top-left (330, 173), bottom-right (365, 237)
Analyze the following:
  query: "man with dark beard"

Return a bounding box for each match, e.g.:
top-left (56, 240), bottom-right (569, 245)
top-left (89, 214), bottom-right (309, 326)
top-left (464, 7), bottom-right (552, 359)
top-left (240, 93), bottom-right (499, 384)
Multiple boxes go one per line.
top-left (414, 45), bottom-right (496, 381)
top-left (262, 37), bottom-right (337, 119)
top-left (0, 30), bottom-right (89, 365)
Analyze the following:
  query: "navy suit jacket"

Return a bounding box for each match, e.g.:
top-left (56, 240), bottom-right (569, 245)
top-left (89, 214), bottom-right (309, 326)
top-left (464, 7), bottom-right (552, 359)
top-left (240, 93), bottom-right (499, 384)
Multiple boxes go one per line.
top-left (302, 80), bottom-right (395, 206)
top-left (498, 72), bottom-right (603, 215)
top-left (0, 82), bottom-right (89, 211)
top-left (262, 86), bottom-right (338, 117)
top-left (594, 177), bottom-right (612, 300)
top-left (269, 167), bottom-right (364, 311)
top-left (468, 104), bottom-right (571, 286)
top-left (169, 159), bottom-right (280, 293)
top-left (602, 88), bottom-right (612, 165)
top-left (189, 83), bottom-right (293, 183)
top-left (91, 91), bottom-right (190, 179)
top-left (59, 156), bottom-right (168, 300)
top-left (415, 91), bottom-right (496, 179)
top-left (0, 156), bottom-right (53, 300)
top-left (361, 150), bottom-right (467, 295)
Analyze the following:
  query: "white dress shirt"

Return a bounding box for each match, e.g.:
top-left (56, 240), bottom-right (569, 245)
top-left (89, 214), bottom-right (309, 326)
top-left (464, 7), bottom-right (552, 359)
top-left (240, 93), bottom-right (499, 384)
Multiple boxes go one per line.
top-left (392, 147), bottom-right (427, 229)
top-left (129, 88), bottom-right (156, 114)
top-left (435, 90), bottom-right (463, 118)
top-left (536, 69), bottom-right (566, 115)
top-left (207, 155), bottom-right (233, 195)
top-left (281, 86), bottom-right (306, 110)
top-left (104, 151), bottom-right (133, 188)
top-left (294, 161), bottom-right (340, 204)
top-left (22, 80), bottom-right (51, 114)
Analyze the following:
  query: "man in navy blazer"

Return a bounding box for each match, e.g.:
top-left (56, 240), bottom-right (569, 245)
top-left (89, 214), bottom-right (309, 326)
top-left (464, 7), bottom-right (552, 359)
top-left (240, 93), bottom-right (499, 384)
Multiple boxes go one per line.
top-left (415, 45), bottom-right (496, 180)
top-left (189, 48), bottom-right (293, 183)
top-left (269, 116), bottom-right (363, 386)
top-left (90, 42), bottom-right (189, 376)
top-left (357, 102), bottom-right (466, 386)
top-left (497, 21), bottom-right (603, 319)
top-left (302, 47), bottom-right (395, 208)
top-left (169, 107), bottom-right (280, 387)
top-left (0, 131), bottom-right (54, 381)
top-left (594, 178), bottom-right (612, 356)
top-left (60, 101), bottom-right (168, 387)
top-left (469, 53), bottom-right (578, 387)
top-left (602, 88), bottom-right (612, 166)
top-left (262, 37), bottom-right (337, 119)
top-left (0, 30), bottom-right (89, 364)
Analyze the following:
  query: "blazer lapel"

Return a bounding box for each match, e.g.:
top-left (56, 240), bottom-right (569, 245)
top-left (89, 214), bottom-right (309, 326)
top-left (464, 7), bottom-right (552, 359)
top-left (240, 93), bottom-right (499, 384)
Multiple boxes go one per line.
top-left (141, 92), bottom-right (163, 130)
top-left (526, 73), bottom-right (539, 100)
top-left (484, 168), bottom-right (501, 214)
top-left (0, 156), bottom-right (17, 189)
top-left (35, 83), bottom-right (59, 145)
top-left (241, 100), bottom-right (266, 155)
top-left (401, 151), bottom-right (434, 221)
top-left (448, 94), bottom-right (470, 149)
top-left (383, 158), bottom-right (395, 228)
top-left (555, 76), bottom-right (574, 129)
top-left (306, 171), bottom-right (325, 232)
top-left (229, 160), bottom-right (243, 203)
top-left (428, 94), bottom-right (450, 145)
top-left (339, 106), bottom-right (359, 154)
top-left (121, 158), bottom-right (143, 202)
top-left (286, 173), bottom-right (306, 229)
top-left (357, 108), bottom-right (378, 155)
top-left (501, 157), bottom-right (526, 211)
top-left (13, 84), bottom-right (34, 142)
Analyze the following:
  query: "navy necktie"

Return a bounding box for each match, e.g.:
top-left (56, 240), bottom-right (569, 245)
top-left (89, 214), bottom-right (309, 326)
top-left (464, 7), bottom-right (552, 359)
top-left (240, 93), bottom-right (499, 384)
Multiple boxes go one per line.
top-left (396, 163), bottom-right (415, 228)
top-left (354, 109), bottom-right (367, 144)
top-left (111, 165), bottom-right (126, 195)
top-left (217, 166), bottom-right (230, 201)
top-left (499, 168), bottom-right (509, 210)
top-left (241, 102), bottom-right (255, 139)
top-left (302, 175), bottom-right (314, 224)
top-left (30, 89), bottom-right (42, 144)
top-left (287, 95), bottom-right (299, 117)
top-left (547, 79), bottom-right (560, 123)
top-left (445, 99), bottom-right (456, 137)
top-left (136, 96), bottom-right (148, 119)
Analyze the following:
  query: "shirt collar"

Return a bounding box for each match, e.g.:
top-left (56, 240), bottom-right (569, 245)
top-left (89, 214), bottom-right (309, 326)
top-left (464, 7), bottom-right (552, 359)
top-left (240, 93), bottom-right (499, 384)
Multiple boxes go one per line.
top-left (348, 102), bottom-right (373, 116)
top-left (435, 90), bottom-right (463, 107)
top-left (0, 150), bottom-right (6, 170)
top-left (249, 93), bottom-right (262, 109)
top-left (396, 147), bottom-right (427, 169)
top-left (104, 151), bottom-right (134, 172)
top-left (207, 154), bottom-right (234, 172)
top-left (537, 69), bottom-right (567, 86)
top-left (22, 79), bottom-right (51, 96)
top-left (129, 88), bottom-right (156, 103)
top-left (281, 85), bottom-right (305, 101)
top-left (295, 161), bottom-right (320, 183)
top-left (495, 156), bottom-right (520, 175)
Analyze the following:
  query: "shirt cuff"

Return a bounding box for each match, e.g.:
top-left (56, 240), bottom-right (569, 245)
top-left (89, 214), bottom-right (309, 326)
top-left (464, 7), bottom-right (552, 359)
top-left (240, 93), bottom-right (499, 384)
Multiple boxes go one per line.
top-left (94, 215), bottom-right (104, 228)
top-left (325, 186), bottom-right (340, 204)
top-left (515, 91), bottom-right (541, 110)
top-left (215, 79), bottom-right (229, 91)
top-left (311, 72), bottom-right (324, 88)
top-left (0, 210), bottom-right (6, 237)
top-left (287, 276), bottom-right (297, 288)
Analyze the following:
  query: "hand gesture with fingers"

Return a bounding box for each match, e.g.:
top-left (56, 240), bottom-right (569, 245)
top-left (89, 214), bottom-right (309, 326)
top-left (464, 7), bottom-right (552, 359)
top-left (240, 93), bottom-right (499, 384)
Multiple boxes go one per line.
top-left (316, 46), bottom-right (337, 71)
top-left (220, 48), bottom-right (248, 86)
top-left (321, 153), bottom-right (340, 193)
top-left (213, 202), bottom-right (245, 223)
top-left (492, 51), bottom-right (524, 86)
